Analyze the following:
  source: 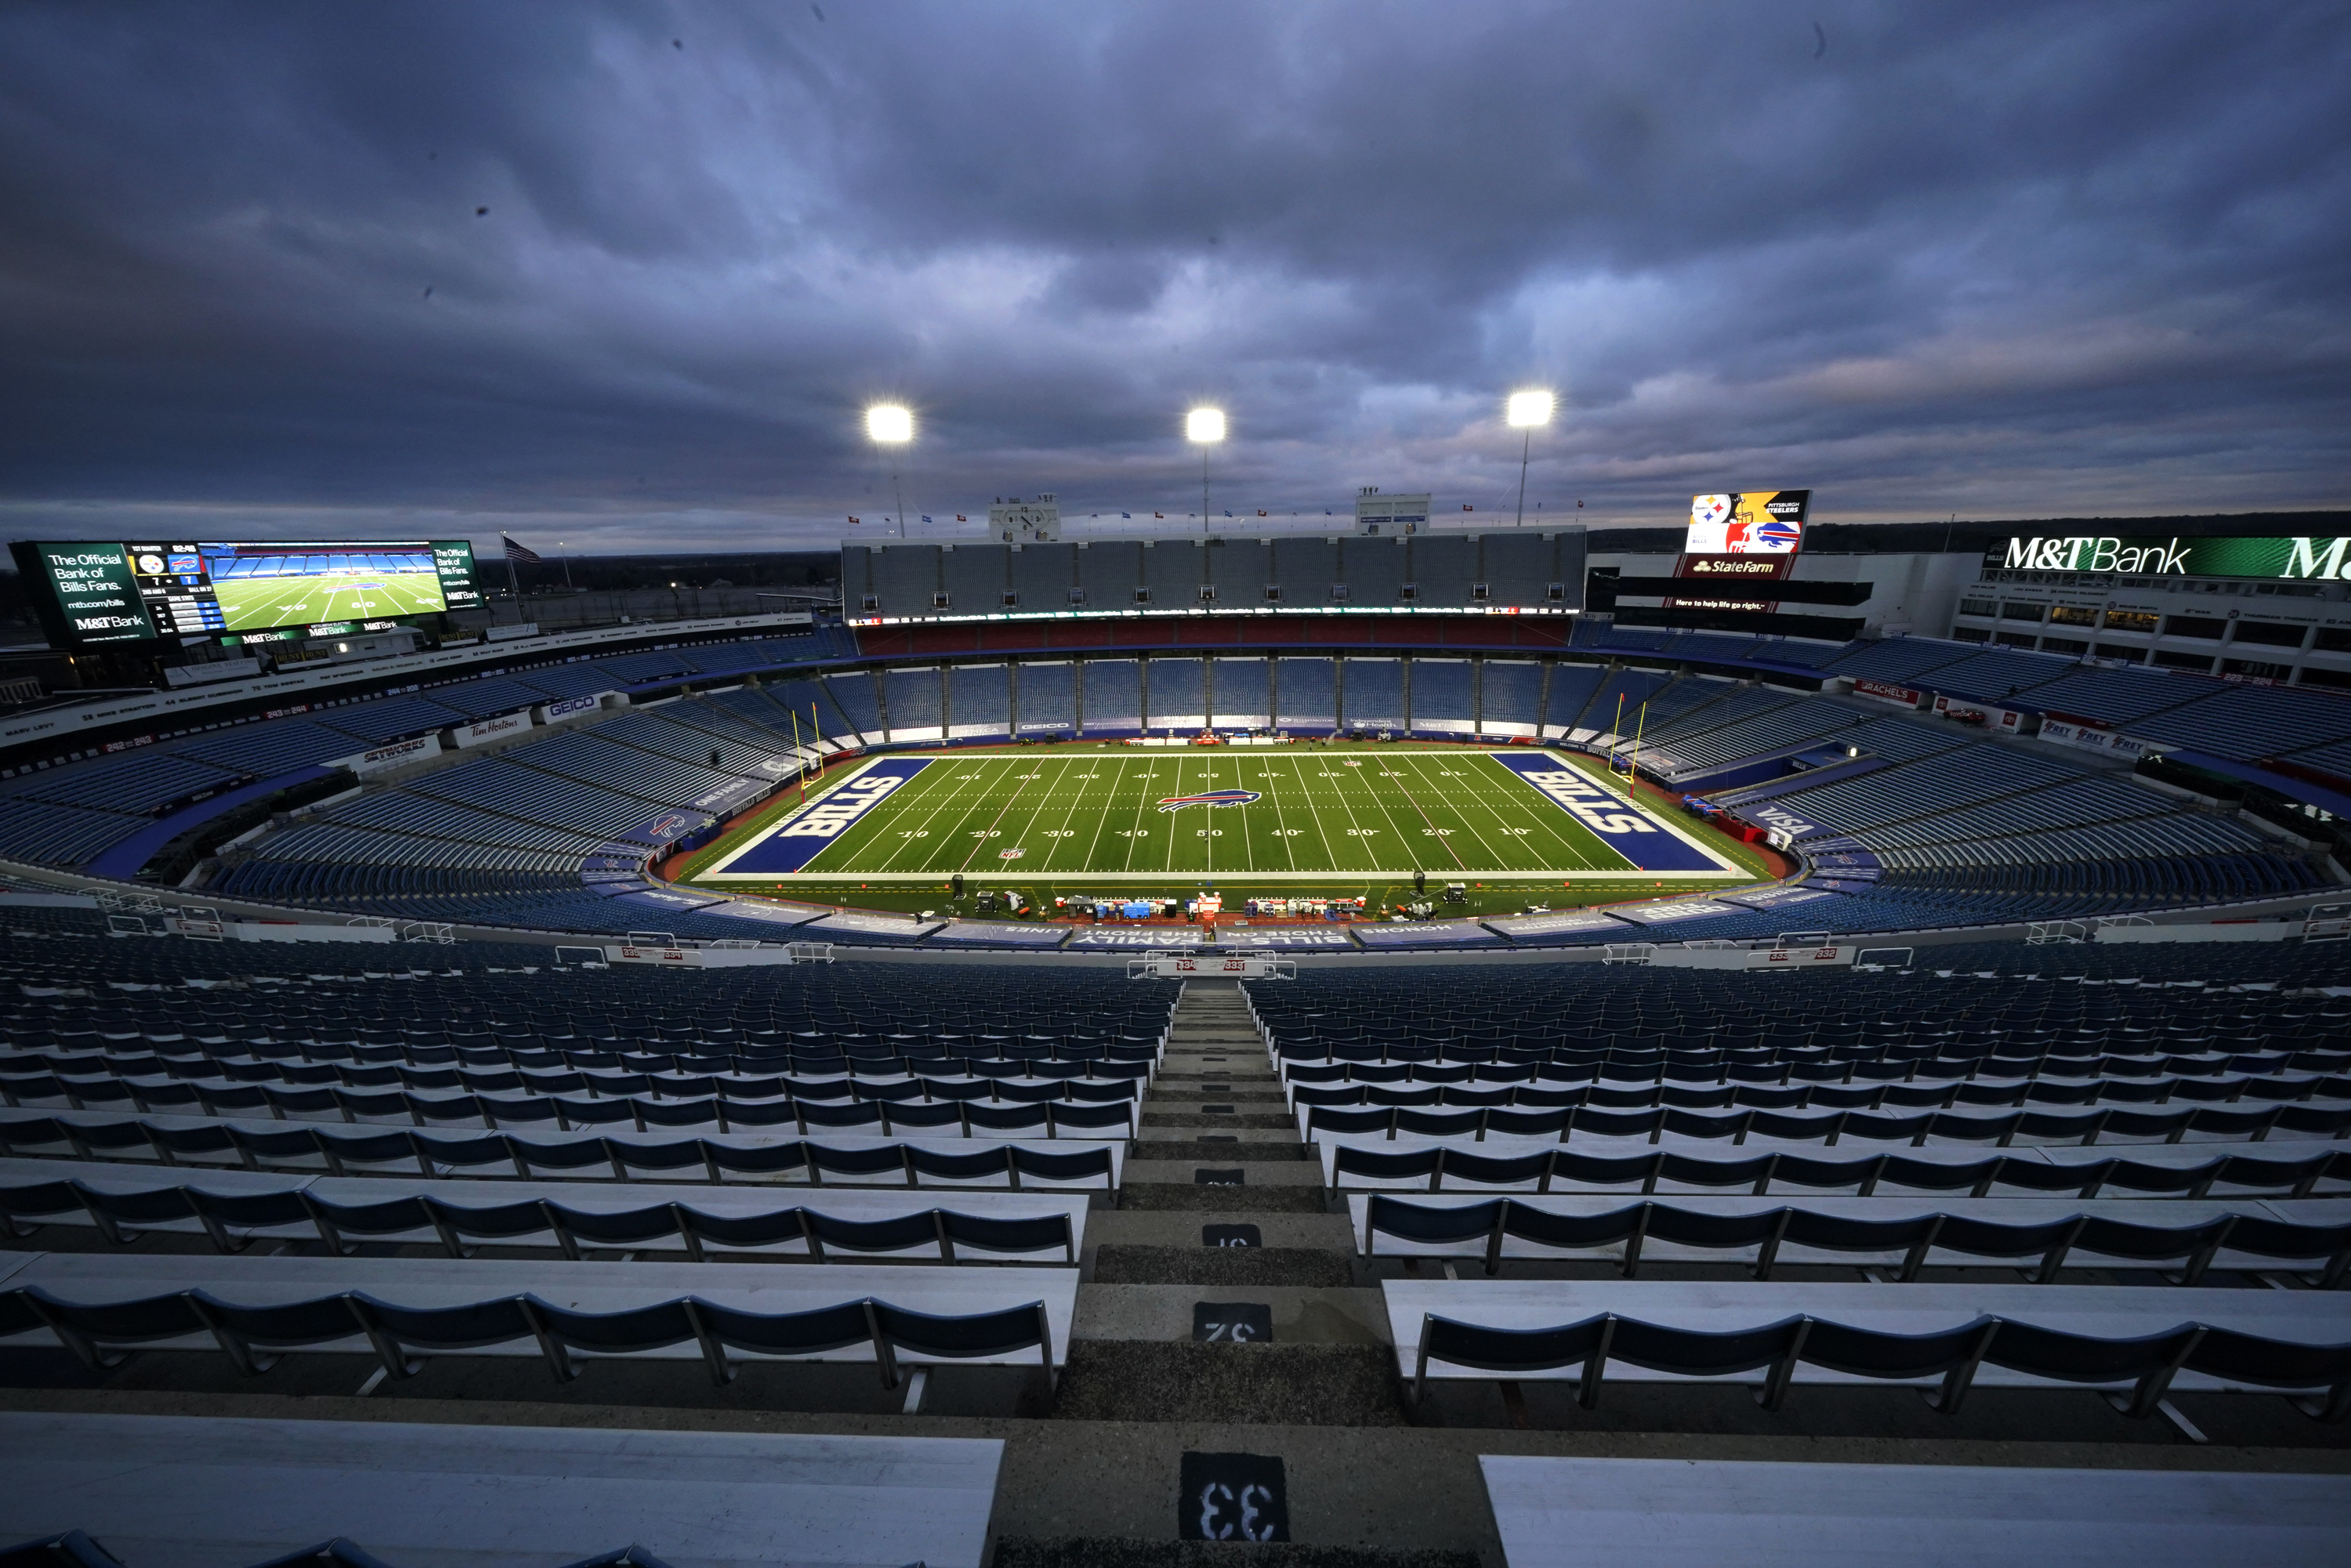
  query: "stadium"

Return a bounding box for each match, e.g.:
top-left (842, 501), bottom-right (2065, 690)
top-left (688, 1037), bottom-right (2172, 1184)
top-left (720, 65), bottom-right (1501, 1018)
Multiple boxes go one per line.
top-left (0, 502), bottom-right (2347, 1566)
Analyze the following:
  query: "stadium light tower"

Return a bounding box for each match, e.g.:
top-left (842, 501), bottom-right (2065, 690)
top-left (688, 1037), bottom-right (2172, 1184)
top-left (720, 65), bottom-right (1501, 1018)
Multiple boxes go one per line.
top-left (1187, 407), bottom-right (1225, 534)
top-left (1507, 390), bottom-right (1553, 529)
top-left (868, 404), bottom-right (914, 538)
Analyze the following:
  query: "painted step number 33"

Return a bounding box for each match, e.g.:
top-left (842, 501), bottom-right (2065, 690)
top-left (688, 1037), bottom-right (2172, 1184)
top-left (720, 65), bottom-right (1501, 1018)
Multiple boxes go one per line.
top-left (1199, 1482), bottom-right (1278, 1541)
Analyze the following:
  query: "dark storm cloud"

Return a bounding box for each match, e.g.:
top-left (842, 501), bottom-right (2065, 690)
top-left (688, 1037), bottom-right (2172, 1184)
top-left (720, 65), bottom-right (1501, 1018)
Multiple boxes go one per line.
top-left (0, 0), bottom-right (2344, 552)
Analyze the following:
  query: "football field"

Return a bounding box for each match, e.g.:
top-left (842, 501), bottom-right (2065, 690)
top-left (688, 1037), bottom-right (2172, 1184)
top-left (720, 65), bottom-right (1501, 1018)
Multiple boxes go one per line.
top-left (212, 570), bottom-right (448, 631)
top-left (697, 748), bottom-right (1741, 885)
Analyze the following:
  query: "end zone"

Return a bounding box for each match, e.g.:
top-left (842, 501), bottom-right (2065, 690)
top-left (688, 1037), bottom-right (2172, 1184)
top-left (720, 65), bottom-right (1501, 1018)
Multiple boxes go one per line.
top-left (1489, 751), bottom-right (1742, 876)
top-left (701, 757), bottom-right (930, 877)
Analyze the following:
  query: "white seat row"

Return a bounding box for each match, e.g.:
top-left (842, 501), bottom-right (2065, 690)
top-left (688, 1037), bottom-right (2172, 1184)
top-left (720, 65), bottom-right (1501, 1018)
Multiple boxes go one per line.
top-left (1349, 1192), bottom-right (2351, 1278)
top-left (1387, 1278), bottom-right (2343, 1399)
top-left (2, 1157), bottom-right (1090, 1263)
top-left (0, 1250), bottom-right (1079, 1371)
top-left (1479, 1457), bottom-right (2349, 1568)
top-left (1317, 1135), bottom-right (2351, 1193)
top-left (0, 1412), bottom-right (1003, 1568)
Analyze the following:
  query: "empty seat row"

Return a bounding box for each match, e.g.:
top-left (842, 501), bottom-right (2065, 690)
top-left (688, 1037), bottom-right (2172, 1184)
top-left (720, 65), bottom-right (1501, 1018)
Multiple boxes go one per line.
top-left (1317, 1138), bottom-right (2349, 1201)
top-left (1357, 1193), bottom-right (2351, 1284)
top-left (0, 1114), bottom-right (1122, 1188)
top-left (1300, 1096), bottom-right (2351, 1148)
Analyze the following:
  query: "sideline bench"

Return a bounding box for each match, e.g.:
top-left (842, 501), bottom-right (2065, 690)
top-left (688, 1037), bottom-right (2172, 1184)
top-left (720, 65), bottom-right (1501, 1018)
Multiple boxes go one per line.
top-left (0, 1411), bottom-right (1004, 1568)
top-left (1477, 1455), bottom-right (2351, 1568)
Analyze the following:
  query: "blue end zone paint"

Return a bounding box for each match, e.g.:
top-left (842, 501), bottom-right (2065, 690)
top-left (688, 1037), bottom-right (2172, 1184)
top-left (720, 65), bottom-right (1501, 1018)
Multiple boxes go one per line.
top-left (710, 757), bottom-right (933, 875)
top-left (1487, 752), bottom-right (1729, 874)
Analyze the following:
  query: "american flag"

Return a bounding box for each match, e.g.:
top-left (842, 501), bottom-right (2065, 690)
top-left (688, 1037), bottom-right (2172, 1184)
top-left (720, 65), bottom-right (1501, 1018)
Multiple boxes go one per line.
top-left (502, 534), bottom-right (542, 563)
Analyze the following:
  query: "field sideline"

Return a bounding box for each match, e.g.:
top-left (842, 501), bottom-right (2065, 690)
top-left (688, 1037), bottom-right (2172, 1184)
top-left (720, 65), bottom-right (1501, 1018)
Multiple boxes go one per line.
top-left (694, 747), bottom-right (1742, 886)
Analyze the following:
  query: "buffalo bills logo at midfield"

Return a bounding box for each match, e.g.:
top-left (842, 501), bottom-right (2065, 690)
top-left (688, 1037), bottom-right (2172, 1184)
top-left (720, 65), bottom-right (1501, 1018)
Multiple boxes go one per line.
top-left (1156, 788), bottom-right (1262, 813)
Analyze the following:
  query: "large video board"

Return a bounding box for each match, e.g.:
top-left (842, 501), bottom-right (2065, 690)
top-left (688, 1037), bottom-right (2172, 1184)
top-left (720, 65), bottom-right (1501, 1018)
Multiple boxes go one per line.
top-left (1686, 491), bottom-right (1809, 556)
top-left (9, 539), bottom-right (483, 648)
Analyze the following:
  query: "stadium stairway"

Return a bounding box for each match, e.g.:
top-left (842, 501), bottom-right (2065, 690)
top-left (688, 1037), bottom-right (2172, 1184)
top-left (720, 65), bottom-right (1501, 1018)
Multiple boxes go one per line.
top-left (9, 966), bottom-right (2351, 1567)
top-left (1053, 982), bottom-right (1400, 1430)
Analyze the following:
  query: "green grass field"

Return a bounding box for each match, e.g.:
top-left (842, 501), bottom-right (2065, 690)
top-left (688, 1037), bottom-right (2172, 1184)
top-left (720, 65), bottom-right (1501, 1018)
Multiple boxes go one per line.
top-left (697, 748), bottom-right (1741, 888)
top-left (212, 570), bottom-right (447, 631)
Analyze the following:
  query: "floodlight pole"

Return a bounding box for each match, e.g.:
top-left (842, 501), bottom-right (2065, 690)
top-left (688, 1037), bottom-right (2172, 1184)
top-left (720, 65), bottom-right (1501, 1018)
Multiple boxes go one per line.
top-left (1514, 428), bottom-right (1532, 529)
top-left (1202, 447), bottom-right (1212, 536)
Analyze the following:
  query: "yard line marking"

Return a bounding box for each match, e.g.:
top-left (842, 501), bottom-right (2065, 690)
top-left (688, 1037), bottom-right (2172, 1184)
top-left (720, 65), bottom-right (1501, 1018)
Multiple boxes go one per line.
top-left (1251, 753), bottom-right (1299, 873)
top-left (1352, 752), bottom-right (1443, 875)
top-left (1386, 753), bottom-right (1475, 872)
top-left (875, 755), bottom-right (991, 872)
top-left (1075, 755), bottom-right (1124, 872)
top-left (1429, 757), bottom-right (1523, 879)
top-left (1318, 752), bottom-right (1382, 874)
top-left (872, 754), bottom-right (1005, 875)
top-left (1296, 751), bottom-right (1351, 872)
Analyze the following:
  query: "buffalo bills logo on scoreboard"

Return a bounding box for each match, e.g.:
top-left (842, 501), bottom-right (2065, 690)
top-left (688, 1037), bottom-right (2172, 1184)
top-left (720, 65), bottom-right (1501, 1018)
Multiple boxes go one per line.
top-left (706, 758), bottom-right (933, 875)
top-left (1156, 788), bottom-right (1262, 813)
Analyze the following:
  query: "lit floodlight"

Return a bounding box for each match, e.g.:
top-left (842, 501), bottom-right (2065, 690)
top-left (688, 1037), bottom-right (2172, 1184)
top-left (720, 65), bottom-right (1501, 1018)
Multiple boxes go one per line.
top-left (867, 404), bottom-right (913, 444)
top-left (1186, 407), bottom-right (1226, 444)
top-left (1507, 390), bottom-right (1555, 429)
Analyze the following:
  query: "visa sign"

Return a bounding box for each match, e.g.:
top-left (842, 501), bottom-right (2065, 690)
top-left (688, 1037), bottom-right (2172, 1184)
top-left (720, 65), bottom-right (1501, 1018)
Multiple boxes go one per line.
top-left (1994, 535), bottom-right (2351, 580)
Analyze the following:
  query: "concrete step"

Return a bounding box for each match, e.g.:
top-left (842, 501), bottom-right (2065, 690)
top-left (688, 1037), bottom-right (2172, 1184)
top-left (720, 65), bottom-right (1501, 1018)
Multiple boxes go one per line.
top-left (994, 1539), bottom-right (1475, 1568)
top-left (1090, 1246), bottom-right (1355, 1290)
top-left (1074, 1285), bottom-right (1387, 1345)
top-left (1141, 1111), bottom-right (1297, 1131)
top-left (1145, 1091), bottom-right (1288, 1103)
top-left (1051, 1342), bottom-right (1405, 1426)
top-left (1118, 1184), bottom-right (1330, 1215)
top-left (1124, 1159), bottom-right (1322, 1186)
top-left (1085, 1211), bottom-right (1356, 1251)
top-left (1132, 1137), bottom-right (1307, 1161)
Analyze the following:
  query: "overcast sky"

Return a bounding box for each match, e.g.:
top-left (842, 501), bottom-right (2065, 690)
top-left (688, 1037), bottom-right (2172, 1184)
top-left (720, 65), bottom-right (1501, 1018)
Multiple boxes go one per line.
top-left (2, 1), bottom-right (2345, 554)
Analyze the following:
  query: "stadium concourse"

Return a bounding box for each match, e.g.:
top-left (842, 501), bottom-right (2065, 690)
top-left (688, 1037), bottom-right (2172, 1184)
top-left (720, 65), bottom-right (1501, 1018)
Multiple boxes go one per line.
top-left (2, 614), bottom-right (2349, 1564)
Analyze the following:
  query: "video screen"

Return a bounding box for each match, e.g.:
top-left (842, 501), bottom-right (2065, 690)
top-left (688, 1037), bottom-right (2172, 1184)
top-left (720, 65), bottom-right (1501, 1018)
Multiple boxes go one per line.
top-left (184, 543), bottom-right (451, 632)
top-left (11, 538), bottom-right (484, 647)
top-left (1686, 491), bottom-right (1809, 556)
